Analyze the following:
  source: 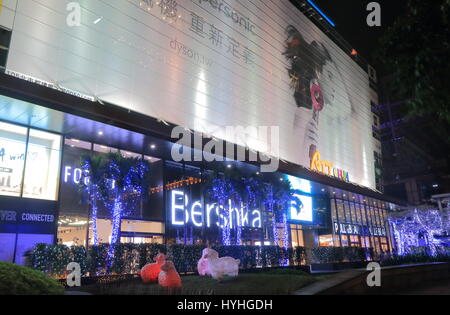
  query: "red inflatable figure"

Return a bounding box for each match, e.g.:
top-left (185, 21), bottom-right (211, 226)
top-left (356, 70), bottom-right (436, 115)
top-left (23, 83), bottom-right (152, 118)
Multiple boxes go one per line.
top-left (158, 261), bottom-right (182, 289)
top-left (138, 253), bottom-right (167, 283)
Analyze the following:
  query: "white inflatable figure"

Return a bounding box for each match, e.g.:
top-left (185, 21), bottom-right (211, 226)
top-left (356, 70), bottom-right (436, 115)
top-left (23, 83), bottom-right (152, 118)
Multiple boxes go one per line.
top-left (197, 248), bottom-right (212, 276)
top-left (204, 249), bottom-right (240, 281)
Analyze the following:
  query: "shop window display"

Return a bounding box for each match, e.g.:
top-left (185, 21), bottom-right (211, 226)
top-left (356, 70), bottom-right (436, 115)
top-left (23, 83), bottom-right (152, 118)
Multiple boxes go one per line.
top-left (57, 139), bottom-right (164, 246)
top-left (0, 122), bottom-right (27, 197)
top-left (0, 123), bottom-right (62, 200)
top-left (23, 130), bottom-right (62, 200)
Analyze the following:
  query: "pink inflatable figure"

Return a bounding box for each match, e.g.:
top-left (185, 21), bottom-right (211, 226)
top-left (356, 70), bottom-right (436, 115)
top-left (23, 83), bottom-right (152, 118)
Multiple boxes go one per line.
top-left (158, 261), bottom-right (182, 289)
top-left (197, 248), bottom-right (213, 276)
top-left (138, 253), bottom-right (167, 283)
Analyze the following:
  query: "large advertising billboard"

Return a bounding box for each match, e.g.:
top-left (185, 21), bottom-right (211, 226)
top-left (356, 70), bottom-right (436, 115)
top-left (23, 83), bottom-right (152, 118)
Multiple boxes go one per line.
top-left (1, 0), bottom-right (377, 189)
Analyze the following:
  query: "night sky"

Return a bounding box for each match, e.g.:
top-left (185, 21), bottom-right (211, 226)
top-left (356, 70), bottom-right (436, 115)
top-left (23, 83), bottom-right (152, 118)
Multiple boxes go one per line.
top-left (310, 0), bottom-right (406, 72)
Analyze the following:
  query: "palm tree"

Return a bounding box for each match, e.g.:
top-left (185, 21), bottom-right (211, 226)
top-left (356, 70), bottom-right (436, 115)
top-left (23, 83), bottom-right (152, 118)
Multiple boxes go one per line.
top-left (80, 152), bottom-right (150, 268)
top-left (101, 153), bottom-right (150, 266)
top-left (80, 155), bottom-right (109, 246)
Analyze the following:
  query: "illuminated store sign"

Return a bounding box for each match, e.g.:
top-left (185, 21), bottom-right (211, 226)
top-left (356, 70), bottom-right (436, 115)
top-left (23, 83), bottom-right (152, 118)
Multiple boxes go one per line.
top-left (63, 166), bottom-right (89, 185)
top-left (310, 152), bottom-right (350, 182)
top-left (0, 210), bottom-right (54, 224)
top-left (334, 222), bottom-right (386, 237)
top-left (170, 190), bottom-right (262, 229)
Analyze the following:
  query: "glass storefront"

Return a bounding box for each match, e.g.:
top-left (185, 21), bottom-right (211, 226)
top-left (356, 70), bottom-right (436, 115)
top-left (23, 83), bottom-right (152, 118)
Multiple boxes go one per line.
top-left (0, 122), bottom-right (62, 200)
top-left (1, 116), bottom-right (398, 259)
top-left (330, 193), bottom-right (392, 254)
top-left (57, 137), bottom-right (164, 247)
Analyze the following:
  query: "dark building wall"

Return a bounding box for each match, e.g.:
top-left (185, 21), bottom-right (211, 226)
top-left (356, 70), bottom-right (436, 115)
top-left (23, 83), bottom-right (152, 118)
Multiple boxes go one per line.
top-left (377, 76), bottom-right (450, 205)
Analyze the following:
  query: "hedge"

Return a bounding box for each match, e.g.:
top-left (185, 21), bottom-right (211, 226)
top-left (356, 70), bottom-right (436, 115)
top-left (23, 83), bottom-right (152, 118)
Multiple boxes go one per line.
top-left (29, 243), bottom-right (375, 277)
top-left (308, 247), bottom-right (373, 264)
top-left (380, 247), bottom-right (450, 267)
top-left (0, 262), bottom-right (64, 295)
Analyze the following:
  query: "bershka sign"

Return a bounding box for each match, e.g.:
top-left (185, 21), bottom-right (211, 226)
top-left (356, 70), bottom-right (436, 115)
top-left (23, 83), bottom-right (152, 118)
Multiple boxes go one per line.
top-left (193, 0), bottom-right (257, 35)
top-left (171, 190), bottom-right (262, 229)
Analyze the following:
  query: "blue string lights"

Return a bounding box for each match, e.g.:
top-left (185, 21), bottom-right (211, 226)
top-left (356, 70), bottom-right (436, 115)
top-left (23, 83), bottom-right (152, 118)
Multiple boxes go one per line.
top-left (81, 159), bottom-right (100, 245)
top-left (206, 175), bottom-right (296, 251)
top-left (390, 209), bottom-right (448, 256)
top-left (80, 155), bottom-right (150, 268)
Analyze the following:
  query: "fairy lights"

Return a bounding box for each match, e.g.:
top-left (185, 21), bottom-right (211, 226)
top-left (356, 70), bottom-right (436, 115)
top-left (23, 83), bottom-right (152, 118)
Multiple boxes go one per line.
top-left (390, 209), bottom-right (447, 256)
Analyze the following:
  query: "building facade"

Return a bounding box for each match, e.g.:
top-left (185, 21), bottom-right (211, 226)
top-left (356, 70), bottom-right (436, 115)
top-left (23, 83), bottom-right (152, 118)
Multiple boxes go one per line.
top-left (0, 0), bottom-right (401, 264)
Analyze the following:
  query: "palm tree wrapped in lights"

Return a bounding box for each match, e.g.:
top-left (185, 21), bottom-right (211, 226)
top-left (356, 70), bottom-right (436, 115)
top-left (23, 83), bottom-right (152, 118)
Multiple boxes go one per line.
top-left (261, 178), bottom-right (301, 266)
top-left (80, 155), bottom-right (109, 246)
top-left (103, 154), bottom-right (150, 268)
top-left (81, 153), bottom-right (150, 269)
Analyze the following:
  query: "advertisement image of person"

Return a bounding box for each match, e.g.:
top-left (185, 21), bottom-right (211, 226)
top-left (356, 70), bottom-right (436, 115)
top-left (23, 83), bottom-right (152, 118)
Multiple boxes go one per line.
top-left (284, 25), bottom-right (354, 167)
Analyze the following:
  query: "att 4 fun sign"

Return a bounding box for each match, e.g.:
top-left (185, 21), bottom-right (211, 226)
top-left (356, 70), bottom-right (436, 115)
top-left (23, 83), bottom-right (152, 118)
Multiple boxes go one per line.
top-left (310, 151), bottom-right (350, 182)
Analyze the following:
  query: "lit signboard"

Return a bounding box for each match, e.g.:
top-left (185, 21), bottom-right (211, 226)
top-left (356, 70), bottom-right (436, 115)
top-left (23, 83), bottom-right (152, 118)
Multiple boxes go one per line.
top-left (170, 190), bottom-right (262, 229)
top-left (310, 151), bottom-right (350, 182)
top-left (4, 0), bottom-right (377, 189)
top-left (334, 222), bottom-right (387, 237)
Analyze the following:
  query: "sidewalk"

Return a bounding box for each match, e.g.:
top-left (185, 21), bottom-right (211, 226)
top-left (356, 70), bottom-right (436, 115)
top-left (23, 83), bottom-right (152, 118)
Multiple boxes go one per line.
top-left (397, 281), bottom-right (450, 295)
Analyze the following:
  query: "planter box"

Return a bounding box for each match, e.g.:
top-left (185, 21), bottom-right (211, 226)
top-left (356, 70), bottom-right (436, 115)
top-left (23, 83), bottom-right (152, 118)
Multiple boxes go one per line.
top-left (311, 262), bottom-right (368, 272)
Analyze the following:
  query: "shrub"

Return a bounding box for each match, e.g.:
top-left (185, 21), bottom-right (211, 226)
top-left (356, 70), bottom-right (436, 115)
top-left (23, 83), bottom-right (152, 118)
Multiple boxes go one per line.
top-left (168, 244), bottom-right (204, 273)
top-left (29, 243), bottom-right (390, 277)
top-left (266, 268), bottom-right (310, 276)
top-left (138, 243), bottom-right (166, 269)
top-left (0, 262), bottom-right (64, 295)
top-left (30, 244), bottom-right (72, 277)
top-left (71, 246), bottom-right (88, 276)
top-left (294, 247), bottom-right (307, 265)
top-left (309, 247), bottom-right (371, 264)
top-left (87, 244), bottom-right (109, 276)
top-left (380, 251), bottom-right (450, 267)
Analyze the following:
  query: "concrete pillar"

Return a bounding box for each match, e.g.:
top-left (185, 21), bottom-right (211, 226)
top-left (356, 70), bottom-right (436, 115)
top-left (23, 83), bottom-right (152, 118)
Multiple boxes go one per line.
top-left (303, 229), bottom-right (319, 248)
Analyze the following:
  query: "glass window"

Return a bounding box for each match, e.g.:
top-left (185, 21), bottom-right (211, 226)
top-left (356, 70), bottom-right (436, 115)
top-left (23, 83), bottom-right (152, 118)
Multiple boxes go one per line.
top-left (360, 203), bottom-right (367, 225)
top-left (353, 203), bottom-right (362, 224)
top-left (337, 200), bottom-right (348, 223)
top-left (121, 220), bottom-right (163, 235)
top-left (57, 215), bottom-right (89, 247)
top-left (120, 150), bottom-right (142, 159)
top-left (93, 144), bottom-right (118, 154)
top-left (65, 138), bottom-right (91, 150)
top-left (0, 122), bottom-right (28, 197)
top-left (331, 200), bottom-right (337, 220)
top-left (319, 235), bottom-right (333, 247)
top-left (22, 129), bottom-right (62, 200)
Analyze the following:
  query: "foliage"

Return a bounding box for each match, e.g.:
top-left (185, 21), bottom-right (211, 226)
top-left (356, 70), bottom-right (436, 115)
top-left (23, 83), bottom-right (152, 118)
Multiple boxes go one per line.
top-left (30, 243), bottom-right (403, 277)
top-left (294, 246), bottom-right (307, 265)
top-left (167, 244), bottom-right (204, 273)
top-left (138, 243), bottom-right (167, 269)
top-left (71, 246), bottom-right (88, 276)
top-left (0, 262), bottom-right (64, 295)
top-left (30, 244), bottom-right (72, 277)
top-left (376, 0), bottom-right (450, 124)
top-left (87, 244), bottom-right (109, 276)
top-left (381, 246), bottom-right (450, 266)
top-left (308, 247), bottom-right (371, 264)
